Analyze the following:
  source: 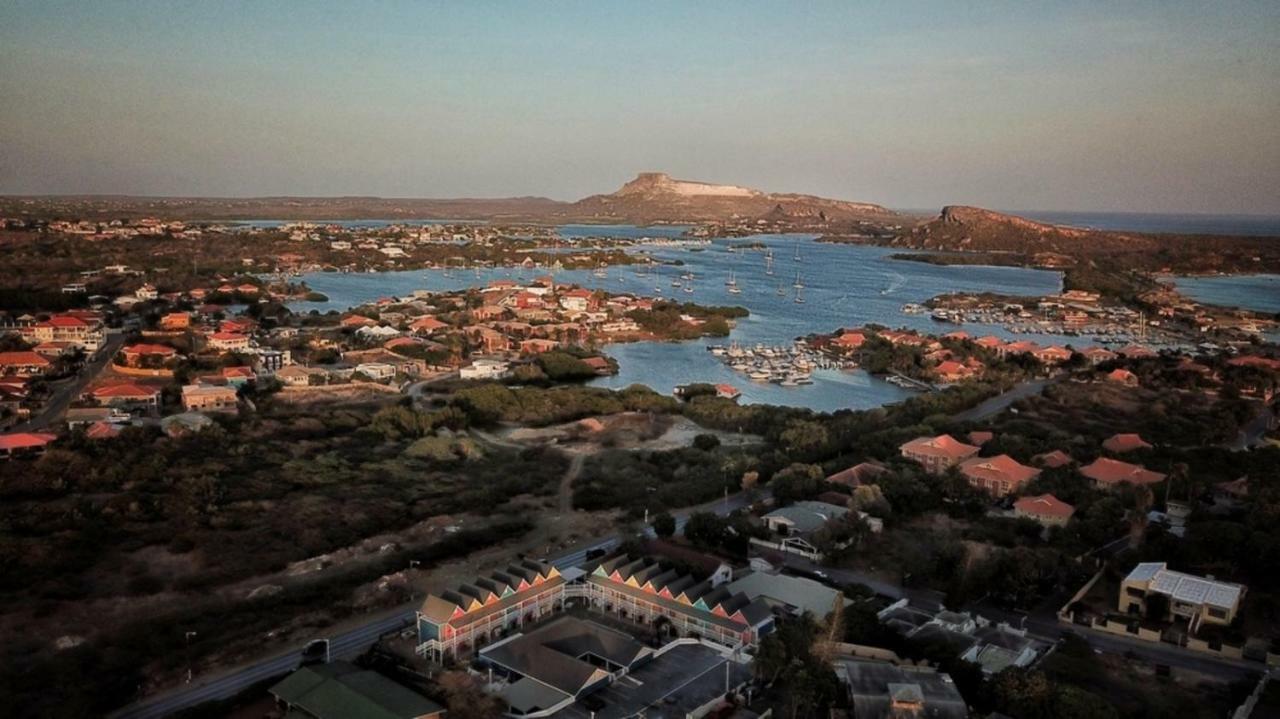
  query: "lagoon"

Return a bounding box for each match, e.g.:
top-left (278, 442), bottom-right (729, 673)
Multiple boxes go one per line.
top-left (289, 232), bottom-right (1068, 412)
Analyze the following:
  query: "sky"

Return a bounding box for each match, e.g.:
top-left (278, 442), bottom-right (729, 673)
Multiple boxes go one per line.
top-left (1, 1), bottom-right (1278, 214)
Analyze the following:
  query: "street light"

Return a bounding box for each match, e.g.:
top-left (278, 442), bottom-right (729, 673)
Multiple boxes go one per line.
top-left (185, 631), bottom-right (198, 684)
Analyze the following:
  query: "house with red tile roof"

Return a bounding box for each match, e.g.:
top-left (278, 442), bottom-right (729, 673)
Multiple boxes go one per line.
top-left (160, 312), bottom-right (191, 331)
top-left (1106, 368), bottom-right (1139, 386)
top-left (1228, 355), bottom-right (1280, 371)
top-left (410, 316), bottom-right (449, 335)
top-left (520, 338), bottom-right (559, 354)
top-left (1031, 345), bottom-right (1073, 365)
top-left (933, 360), bottom-right (976, 383)
top-left (974, 336), bottom-right (1007, 354)
top-left (207, 332), bottom-right (251, 352)
top-left (0, 351), bottom-right (52, 376)
top-left (826, 461), bottom-right (888, 488)
top-left (1102, 433), bottom-right (1152, 454)
top-left (832, 331), bottom-right (867, 350)
top-left (120, 343), bottom-right (178, 368)
top-left (1014, 494), bottom-right (1075, 527)
top-left (900, 434), bottom-right (980, 474)
top-left (340, 314), bottom-right (378, 329)
top-left (1082, 347), bottom-right (1118, 365)
top-left (90, 383), bottom-right (161, 411)
top-left (0, 432), bottom-right (57, 459)
top-left (1032, 450), bottom-right (1073, 469)
top-left (1080, 457), bottom-right (1166, 489)
top-left (967, 430), bottom-right (994, 446)
top-left (714, 384), bottom-right (741, 400)
top-left (959, 454), bottom-right (1040, 496)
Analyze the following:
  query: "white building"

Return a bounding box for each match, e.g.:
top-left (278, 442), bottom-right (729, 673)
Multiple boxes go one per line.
top-left (460, 358), bottom-right (511, 380)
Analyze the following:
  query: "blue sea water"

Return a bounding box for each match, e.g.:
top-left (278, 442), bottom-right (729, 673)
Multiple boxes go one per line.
top-left (290, 233), bottom-right (1069, 412)
top-left (1171, 274), bottom-right (1280, 315)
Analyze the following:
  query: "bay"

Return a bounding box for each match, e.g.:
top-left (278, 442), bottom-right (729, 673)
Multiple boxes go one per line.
top-left (289, 232), bottom-right (1068, 412)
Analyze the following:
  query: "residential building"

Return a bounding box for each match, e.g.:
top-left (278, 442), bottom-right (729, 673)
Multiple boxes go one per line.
top-left (269, 662), bottom-right (444, 719)
top-left (0, 351), bottom-right (52, 377)
top-left (1013, 494), bottom-right (1075, 527)
top-left (0, 432), bottom-right (57, 459)
top-left (1106, 368), bottom-right (1139, 386)
top-left (477, 616), bottom-right (651, 717)
top-left (1032, 449), bottom-right (1073, 469)
top-left (354, 362), bottom-right (396, 381)
top-left (416, 559), bottom-right (568, 660)
top-left (1103, 433), bottom-right (1153, 453)
top-left (826, 461), bottom-right (888, 488)
top-left (958, 455), bottom-right (1040, 497)
top-left (1080, 457), bottom-right (1166, 490)
top-left (160, 312), bottom-right (191, 331)
top-left (727, 571), bottom-right (850, 619)
top-left (207, 332), bottom-right (251, 352)
top-left (836, 659), bottom-right (968, 719)
top-left (900, 434), bottom-right (979, 474)
top-left (460, 358), bottom-right (511, 380)
top-left (181, 384), bottom-right (238, 411)
top-left (276, 364), bottom-right (328, 387)
top-left (1120, 562), bottom-right (1245, 632)
top-left (120, 343), bottom-right (178, 368)
top-left (23, 313), bottom-right (104, 351)
top-left (90, 383), bottom-right (161, 412)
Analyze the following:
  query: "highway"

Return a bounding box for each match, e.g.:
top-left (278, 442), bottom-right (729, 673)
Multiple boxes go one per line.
top-left (108, 487), bottom-right (765, 718)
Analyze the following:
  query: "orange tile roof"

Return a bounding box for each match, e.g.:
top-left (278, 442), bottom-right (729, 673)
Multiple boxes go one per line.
top-left (1102, 433), bottom-right (1152, 453)
top-left (92, 383), bottom-right (159, 398)
top-left (0, 432), bottom-right (57, 451)
top-left (900, 434), bottom-right (979, 460)
top-left (1014, 493), bottom-right (1075, 519)
top-left (959, 454), bottom-right (1040, 488)
top-left (1080, 457), bottom-right (1166, 487)
top-left (0, 351), bottom-right (52, 367)
top-left (1032, 449), bottom-right (1073, 468)
top-left (123, 343), bottom-right (177, 356)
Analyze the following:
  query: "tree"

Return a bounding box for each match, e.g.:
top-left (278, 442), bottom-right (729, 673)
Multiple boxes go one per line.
top-left (771, 463), bottom-right (825, 504)
top-left (683, 512), bottom-right (727, 548)
top-left (437, 671), bottom-right (505, 719)
top-left (692, 433), bottom-right (721, 452)
top-left (651, 511), bottom-right (676, 538)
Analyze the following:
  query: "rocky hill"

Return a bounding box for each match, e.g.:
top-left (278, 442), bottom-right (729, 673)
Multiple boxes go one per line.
top-left (885, 206), bottom-right (1280, 274)
top-left (567, 172), bottom-right (894, 224)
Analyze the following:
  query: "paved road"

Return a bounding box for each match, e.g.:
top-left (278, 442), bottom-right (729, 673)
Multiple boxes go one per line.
top-left (108, 487), bottom-right (768, 719)
top-left (10, 332), bottom-right (126, 432)
top-left (971, 601), bottom-right (1261, 682)
top-left (950, 377), bottom-right (1053, 423)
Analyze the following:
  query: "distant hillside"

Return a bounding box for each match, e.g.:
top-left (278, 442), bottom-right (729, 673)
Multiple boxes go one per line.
top-left (885, 206), bottom-right (1280, 275)
top-left (567, 172), bottom-right (895, 224)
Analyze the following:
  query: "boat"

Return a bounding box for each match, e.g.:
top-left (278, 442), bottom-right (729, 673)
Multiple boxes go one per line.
top-left (793, 242), bottom-right (802, 262)
top-left (793, 272), bottom-right (805, 289)
top-left (725, 270), bottom-right (736, 287)
top-left (764, 250), bottom-right (774, 275)
top-left (794, 286), bottom-right (806, 304)
top-left (776, 282), bottom-right (787, 297)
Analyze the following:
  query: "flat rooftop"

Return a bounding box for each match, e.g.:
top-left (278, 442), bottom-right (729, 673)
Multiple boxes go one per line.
top-left (552, 643), bottom-right (749, 719)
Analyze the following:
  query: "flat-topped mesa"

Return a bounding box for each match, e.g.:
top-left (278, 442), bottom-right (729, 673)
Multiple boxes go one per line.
top-left (614, 172), bottom-right (760, 198)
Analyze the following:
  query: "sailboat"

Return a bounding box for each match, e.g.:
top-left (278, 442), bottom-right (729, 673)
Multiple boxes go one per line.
top-left (725, 269), bottom-right (736, 287)
top-left (776, 281), bottom-right (787, 297)
top-left (793, 271), bottom-right (805, 289)
top-left (794, 285), bottom-right (806, 304)
top-left (764, 250), bottom-right (774, 275)
top-left (793, 242), bottom-right (802, 262)
top-left (684, 272), bottom-right (695, 293)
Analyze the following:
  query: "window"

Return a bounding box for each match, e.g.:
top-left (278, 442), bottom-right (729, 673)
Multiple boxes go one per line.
top-left (1207, 607), bottom-right (1227, 620)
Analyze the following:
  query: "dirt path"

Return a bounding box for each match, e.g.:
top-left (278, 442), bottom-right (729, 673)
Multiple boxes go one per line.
top-left (559, 452), bottom-right (586, 513)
